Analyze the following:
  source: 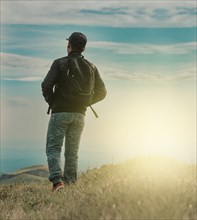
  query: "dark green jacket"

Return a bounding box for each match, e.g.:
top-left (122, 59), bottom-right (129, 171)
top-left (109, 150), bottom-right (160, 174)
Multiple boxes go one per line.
top-left (41, 51), bottom-right (107, 115)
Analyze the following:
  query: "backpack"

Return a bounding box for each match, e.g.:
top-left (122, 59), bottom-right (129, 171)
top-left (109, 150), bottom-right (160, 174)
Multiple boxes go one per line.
top-left (58, 56), bottom-right (96, 107)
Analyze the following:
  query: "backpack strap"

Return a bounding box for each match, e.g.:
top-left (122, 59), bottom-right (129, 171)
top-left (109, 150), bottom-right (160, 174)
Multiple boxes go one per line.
top-left (90, 106), bottom-right (98, 118)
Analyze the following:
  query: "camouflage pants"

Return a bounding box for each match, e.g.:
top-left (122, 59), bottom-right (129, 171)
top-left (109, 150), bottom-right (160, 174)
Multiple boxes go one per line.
top-left (46, 112), bottom-right (85, 185)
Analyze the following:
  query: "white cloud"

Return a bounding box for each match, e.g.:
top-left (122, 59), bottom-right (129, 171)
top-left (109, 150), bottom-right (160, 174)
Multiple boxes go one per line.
top-left (1, 49), bottom-right (196, 83)
top-left (88, 41), bottom-right (197, 55)
top-left (7, 97), bottom-right (31, 107)
top-left (101, 66), bottom-right (196, 82)
top-left (1, 52), bottom-right (51, 79)
top-left (1, 1), bottom-right (196, 27)
top-left (1, 53), bottom-right (50, 69)
top-left (3, 77), bottom-right (43, 82)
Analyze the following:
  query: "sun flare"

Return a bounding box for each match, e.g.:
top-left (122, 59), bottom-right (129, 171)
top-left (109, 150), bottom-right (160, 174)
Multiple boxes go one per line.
top-left (95, 86), bottom-right (196, 164)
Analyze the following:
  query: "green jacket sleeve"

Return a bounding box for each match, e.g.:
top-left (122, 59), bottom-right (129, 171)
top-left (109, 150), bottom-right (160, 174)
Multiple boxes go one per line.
top-left (91, 67), bottom-right (107, 105)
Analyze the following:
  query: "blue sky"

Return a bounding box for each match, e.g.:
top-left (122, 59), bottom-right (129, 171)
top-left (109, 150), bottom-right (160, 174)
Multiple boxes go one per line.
top-left (1, 1), bottom-right (196, 171)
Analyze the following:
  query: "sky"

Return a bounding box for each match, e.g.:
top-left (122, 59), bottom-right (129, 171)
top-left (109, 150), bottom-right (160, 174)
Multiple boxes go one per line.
top-left (0, 1), bottom-right (196, 172)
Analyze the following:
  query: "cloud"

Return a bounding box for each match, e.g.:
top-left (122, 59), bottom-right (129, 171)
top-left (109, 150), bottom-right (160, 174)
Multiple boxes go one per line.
top-left (1, 49), bottom-right (196, 83)
top-left (3, 77), bottom-right (43, 82)
top-left (1, 1), bottom-right (196, 27)
top-left (7, 97), bottom-right (30, 107)
top-left (88, 41), bottom-right (196, 55)
top-left (101, 66), bottom-right (196, 83)
top-left (1, 53), bottom-right (51, 80)
top-left (1, 53), bottom-right (50, 69)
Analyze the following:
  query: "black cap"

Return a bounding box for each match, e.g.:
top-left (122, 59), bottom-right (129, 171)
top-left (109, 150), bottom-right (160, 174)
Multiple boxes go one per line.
top-left (67, 32), bottom-right (87, 49)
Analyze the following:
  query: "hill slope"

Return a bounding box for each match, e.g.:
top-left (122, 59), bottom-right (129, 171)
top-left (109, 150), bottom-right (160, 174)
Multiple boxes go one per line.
top-left (0, 165), bottom-right (48, 184)
top-left (0, 156), bottom-right (196, 219)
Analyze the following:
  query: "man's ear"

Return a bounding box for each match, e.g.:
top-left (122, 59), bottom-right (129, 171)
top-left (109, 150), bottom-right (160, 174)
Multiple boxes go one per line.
top-left (67, 42), bottom-right (72, 53)
top-left (67, 42), bottom-right (71, 49)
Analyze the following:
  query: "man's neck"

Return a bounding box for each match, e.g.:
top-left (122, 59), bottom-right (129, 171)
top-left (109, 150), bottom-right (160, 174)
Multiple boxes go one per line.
top-left (68, 51), bottom-right (82, 57)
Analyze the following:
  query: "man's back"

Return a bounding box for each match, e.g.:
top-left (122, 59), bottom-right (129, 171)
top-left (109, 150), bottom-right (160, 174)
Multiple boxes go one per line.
top-left (42, 51), bottom-right (106, 115)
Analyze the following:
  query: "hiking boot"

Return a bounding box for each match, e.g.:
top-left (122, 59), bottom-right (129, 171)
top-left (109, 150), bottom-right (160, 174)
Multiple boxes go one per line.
top-left (52, 182), bottom-right (64, 192)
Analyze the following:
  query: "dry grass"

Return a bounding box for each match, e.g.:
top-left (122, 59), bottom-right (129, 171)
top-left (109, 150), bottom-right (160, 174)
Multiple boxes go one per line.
top-left (0, 156), bottom-right (196, 220)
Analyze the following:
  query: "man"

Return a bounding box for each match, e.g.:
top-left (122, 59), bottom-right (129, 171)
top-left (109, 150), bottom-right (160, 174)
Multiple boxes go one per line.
top-left (41, 32), bottom-right (107, 192)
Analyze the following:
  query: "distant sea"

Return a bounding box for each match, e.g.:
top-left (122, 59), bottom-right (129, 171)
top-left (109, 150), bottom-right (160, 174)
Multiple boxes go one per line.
top-left (1, 145), bottom-right (128, 174)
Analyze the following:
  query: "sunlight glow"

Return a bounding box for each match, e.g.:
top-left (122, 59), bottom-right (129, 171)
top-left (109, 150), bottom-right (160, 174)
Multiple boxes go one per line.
top-left (127, 155), bottom-right (190, 184)
top-left (88, 85), bottom-right (196, 164)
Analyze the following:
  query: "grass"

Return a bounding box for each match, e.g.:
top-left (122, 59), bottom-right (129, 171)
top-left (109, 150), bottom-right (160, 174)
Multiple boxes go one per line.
top-left (0, 156), bottom-right (196, 220)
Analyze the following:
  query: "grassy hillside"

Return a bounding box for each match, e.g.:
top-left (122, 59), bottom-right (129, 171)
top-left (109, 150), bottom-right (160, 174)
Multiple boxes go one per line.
top-left (0, 165), bottom-right (48, 184)
top-left (0, 156), bottom-right (196, 219)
